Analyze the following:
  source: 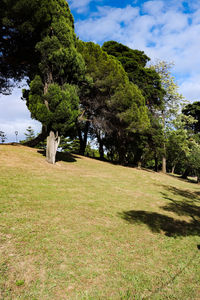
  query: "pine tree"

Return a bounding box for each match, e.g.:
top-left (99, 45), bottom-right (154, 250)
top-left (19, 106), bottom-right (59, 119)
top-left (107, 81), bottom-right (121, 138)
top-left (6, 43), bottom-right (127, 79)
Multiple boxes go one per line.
top-left (22, 0), bottom-right (85, 164)
top-left (24, 126), bottom-right (35, 142)
top-left (78, 41), bottom-right (149, 163)
top-left (0, 131), bottom-right (7, 143)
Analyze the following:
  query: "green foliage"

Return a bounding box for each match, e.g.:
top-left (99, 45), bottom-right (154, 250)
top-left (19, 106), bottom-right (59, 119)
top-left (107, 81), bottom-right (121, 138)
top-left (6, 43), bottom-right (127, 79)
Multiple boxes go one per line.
top-left (79, 42), bottom-right (148, 125)
top-left (183, 101), bottom-right (200, 134)
top-left (102, 41), bottom-right (164, 109)
top-left (24, 126), bottom-right (35, 142)
top-left (26, 76), bottom-right (79, 134)
top-left (59, 136), bottom-right (80, 153)
top-left (16, 280), bottom-right (25, 286)
top-left (19, 0), bottom-right (85, 138)
top-left (151, 61), bottom-right (185, 120)
top-left (77, 41), bottom-right (149, 163)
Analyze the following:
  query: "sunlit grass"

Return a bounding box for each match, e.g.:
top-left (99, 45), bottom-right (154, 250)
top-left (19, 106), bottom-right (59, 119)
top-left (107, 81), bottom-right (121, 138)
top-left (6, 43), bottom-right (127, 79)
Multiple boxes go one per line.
top-left (0, 145), bottom-right (199, 299)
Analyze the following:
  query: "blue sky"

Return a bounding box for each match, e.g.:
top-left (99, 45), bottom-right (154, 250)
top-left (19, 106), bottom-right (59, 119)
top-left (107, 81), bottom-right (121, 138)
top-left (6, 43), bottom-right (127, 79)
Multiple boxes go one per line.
top-left (1, 0), bottom-right (200, 142)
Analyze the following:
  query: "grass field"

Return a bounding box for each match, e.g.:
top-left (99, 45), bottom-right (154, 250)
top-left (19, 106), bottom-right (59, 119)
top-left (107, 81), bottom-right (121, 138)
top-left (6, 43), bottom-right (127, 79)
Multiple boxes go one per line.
top-left (0, 145), bottom-right (199, 299)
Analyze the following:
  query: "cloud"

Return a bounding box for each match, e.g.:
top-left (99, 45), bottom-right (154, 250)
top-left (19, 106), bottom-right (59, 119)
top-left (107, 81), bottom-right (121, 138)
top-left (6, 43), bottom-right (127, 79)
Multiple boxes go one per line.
top-left (179, 74), bottom-right (200, 101)
top-left (74, 0), bottom-right (200, 101)
top-left (76, 5), bottom-right (139, 42)
top-left (0, 89), bottom-right (41, 142)
top-left (68, 0), bottom-right (103, 13)
top-left (68, 0), bottom-right (92, 13)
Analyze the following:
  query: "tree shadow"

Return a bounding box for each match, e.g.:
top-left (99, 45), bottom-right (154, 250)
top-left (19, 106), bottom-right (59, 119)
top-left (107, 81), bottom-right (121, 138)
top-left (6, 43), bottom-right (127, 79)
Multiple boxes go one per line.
top-left (119, 210), bottom-right (200, 237)
top-left (161, 196), bottom-right (200, 221)
top-left (160, 185), bottom-right (200, 202)
top-left (37, 150), bottom-right (79, 163)
top-left (167, 173), bottom-right (198, 184)
top-left (119, 185), bottom-right (200, 237)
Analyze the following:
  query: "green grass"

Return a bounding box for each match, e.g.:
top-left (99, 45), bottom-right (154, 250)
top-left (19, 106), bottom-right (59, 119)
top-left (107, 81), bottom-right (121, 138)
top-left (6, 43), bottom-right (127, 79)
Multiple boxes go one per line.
top-left (0, 145), bottom-right (200, 299)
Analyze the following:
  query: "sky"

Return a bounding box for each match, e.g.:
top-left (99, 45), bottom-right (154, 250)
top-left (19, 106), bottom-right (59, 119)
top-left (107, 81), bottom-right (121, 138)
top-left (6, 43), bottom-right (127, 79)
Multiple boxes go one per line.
top-left (1, 0), bottom-right (200, 142)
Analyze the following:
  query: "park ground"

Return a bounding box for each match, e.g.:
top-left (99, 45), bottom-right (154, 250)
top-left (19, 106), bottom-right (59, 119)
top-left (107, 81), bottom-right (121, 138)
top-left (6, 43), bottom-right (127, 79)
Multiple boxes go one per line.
top-left (0, 145), bottom-right (200, 299)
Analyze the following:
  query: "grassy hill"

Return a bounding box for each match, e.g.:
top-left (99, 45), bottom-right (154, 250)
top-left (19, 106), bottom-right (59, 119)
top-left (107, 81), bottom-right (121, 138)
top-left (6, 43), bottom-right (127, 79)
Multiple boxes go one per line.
top-left (0, 145), bottom-right (199, 299)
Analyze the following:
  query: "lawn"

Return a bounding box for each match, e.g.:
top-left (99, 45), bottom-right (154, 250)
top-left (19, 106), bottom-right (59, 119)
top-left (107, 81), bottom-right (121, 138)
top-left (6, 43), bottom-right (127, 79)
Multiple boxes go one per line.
top-left (0, 145), bottom-right (199, 299)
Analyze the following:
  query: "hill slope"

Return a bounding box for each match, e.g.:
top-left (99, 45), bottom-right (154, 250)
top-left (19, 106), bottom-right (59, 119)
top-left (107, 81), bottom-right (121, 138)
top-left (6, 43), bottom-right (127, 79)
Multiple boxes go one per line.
top-left (0, 145), bottom-right (199, 299)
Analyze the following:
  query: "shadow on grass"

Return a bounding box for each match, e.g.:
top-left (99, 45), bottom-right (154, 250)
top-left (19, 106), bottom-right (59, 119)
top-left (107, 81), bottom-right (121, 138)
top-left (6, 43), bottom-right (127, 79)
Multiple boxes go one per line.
top-left (160, 185), bottom-right (200, 202)
top-left (37, 150), bottom-right (80, 163)
top-left (119, 210), bottom-right (200, 237)
top-left (119, 185), bottom-right (200, 237)
top-left (168, 173), bottom-right (198, 184)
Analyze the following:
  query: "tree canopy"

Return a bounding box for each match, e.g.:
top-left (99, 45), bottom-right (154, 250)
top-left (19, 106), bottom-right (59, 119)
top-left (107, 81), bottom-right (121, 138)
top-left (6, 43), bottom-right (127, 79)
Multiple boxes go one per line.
top-left (77, 41), bottom-right (149, 162)
top-left (102, 41), bottom-right (164, 109)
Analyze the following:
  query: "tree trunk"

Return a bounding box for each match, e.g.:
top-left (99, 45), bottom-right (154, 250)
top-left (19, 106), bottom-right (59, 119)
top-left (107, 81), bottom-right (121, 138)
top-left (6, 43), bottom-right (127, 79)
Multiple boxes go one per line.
top-left (134, 149), bottom-right (143, 168)
top-left (96, 130), bottom-right (104, 160)
top-left (171, 165), bottom-right (176, 174)
top-left (161, 111), bottom-right (167, 173)
top-left (24, 125), bottom-right (47, 147)
top-left (155, 154), bottom-right (158, 172)
top-left (161, 140), bottom-right (167, 173)
top-left (46, 131), bottom-right (60, 164)
top-left (182, 167), bottom-right (190, 179)
top-left (78, 121), bottom-right (89, 156)
top-left (99, 139), bottom-right (104, 160)
top-left (162, 155), bottom-right (167, 173)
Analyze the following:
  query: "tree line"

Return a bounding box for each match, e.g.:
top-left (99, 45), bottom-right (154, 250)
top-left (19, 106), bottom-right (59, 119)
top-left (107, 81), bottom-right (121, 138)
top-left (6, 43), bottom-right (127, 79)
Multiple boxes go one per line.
top-left (1, 0), bottom-right (200, 180)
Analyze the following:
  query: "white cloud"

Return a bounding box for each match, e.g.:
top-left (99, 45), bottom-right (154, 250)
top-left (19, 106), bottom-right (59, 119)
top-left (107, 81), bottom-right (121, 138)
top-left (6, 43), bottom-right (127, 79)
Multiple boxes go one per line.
top-left (74, 0), bottom-right (200, 101)
top-left (179, 74), bottom-right (200, 102)
top-left (0, 89), bottom-right (41, 142)
top-left (76, 5), bottom-right (139, 42)
top-left (68, 0), bottom-right (103, 13)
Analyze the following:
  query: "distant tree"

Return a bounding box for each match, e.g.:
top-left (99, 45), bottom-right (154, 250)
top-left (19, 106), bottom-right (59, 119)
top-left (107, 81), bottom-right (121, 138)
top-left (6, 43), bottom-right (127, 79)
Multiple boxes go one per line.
top-left (59, 136), bottom-right (80, 154)
top-left (24, 126), bottom-right (35, 142)
top-left (0, 131), bottom-right (7, 143)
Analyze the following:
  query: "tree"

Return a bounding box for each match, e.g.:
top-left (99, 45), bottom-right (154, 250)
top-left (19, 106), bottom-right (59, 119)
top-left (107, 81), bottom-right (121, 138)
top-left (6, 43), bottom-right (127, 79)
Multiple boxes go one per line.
top-left (182, 101), bottom-right (200, 134)
top-left (77, 41), bottom-right (149, 163)
top-left (0, 131), bottom-right (7, 143)
top-left (24, 126), bottom-right (35, 142)
top-left (166, 115), bottom-right (191, 174)
top-left (1, 0), bottom-right (47, 94)
top-left (102, 41), bottom-right (164, 166)
top-left (1, 0), bottom-right (85, 163)
top-left (150, 61), bottom-right (185, 173)
top-left (102, 41), bottom-right (164, 110)
top-left (21, 0), bottom-right (85, 164)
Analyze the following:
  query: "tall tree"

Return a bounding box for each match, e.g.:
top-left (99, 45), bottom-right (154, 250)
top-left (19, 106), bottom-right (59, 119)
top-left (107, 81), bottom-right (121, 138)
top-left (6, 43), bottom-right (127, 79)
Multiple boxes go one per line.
top-left (102, 41), bottom-right (164, 167)
top-left (150, 61), bottom-right (185, 173)
top-left (1, 0), bottom-right (85, 163)
top-left (77, 41), bottom-right (149, 163)
top-left (21, 0), bottom-right (85, 163)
